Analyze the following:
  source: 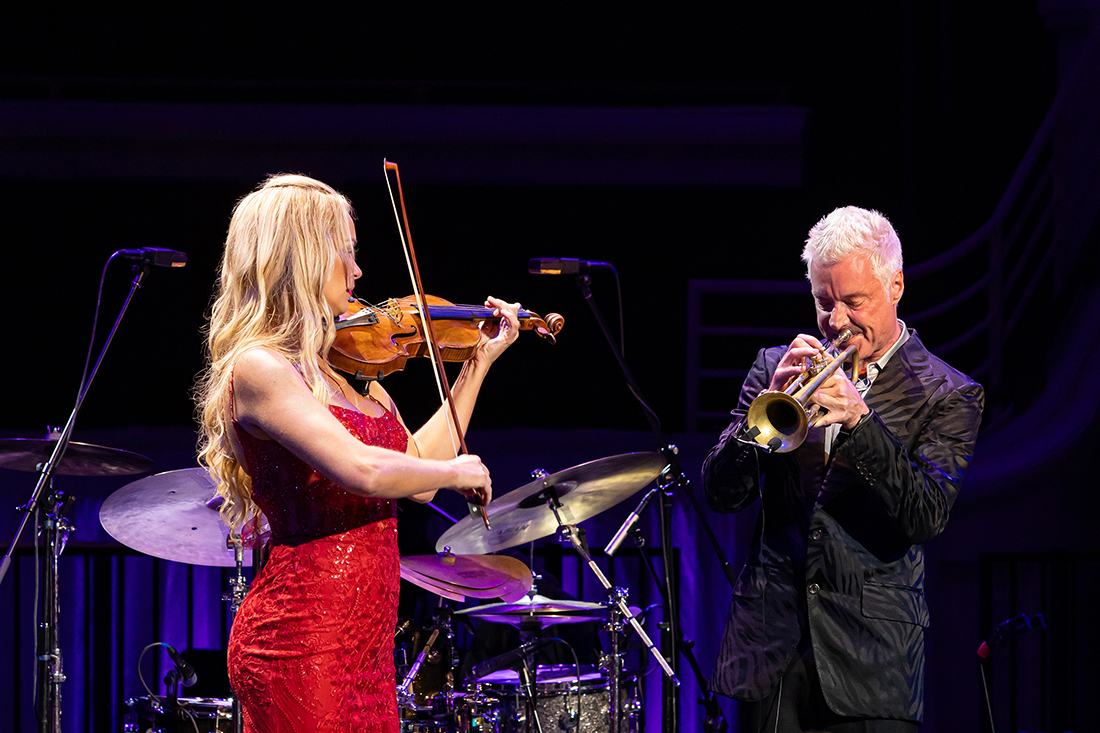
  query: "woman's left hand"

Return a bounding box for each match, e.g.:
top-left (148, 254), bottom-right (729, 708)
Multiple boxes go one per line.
top-left (472, 296), bottom-right (521, 365)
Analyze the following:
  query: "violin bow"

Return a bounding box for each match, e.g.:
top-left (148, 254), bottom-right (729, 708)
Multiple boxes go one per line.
top-left (383, 159), bottom-right (491, 530)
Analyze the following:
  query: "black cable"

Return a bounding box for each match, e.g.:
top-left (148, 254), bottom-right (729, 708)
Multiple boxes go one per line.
top-left (76, 252), bottom-right (122, 401)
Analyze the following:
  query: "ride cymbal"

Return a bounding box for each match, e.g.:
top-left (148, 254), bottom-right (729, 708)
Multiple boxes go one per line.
top-left (0, 438), bottom-right (154, 477)
top-left (99, 468), bottom-right (248, 567)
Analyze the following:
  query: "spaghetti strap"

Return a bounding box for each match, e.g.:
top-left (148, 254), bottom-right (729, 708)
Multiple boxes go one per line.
top-left (229, 364), bottom-right (238, 423)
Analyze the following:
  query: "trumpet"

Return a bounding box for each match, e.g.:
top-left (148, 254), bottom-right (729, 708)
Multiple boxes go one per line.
top-left (742, 329), bottom-right (860, 453)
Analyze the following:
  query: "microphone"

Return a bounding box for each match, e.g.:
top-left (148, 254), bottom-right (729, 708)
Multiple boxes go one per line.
top-left (604, 486), bottom-right (658, 557)
top-left (166, 645), bottom-right (198, 687)
top-left (469, 638), bottom-right (555, 681)
top-left (976, 612), bottom-right (1046, 658)
top-left (118, 247), bottom-right (188, 268)
top-left (528, 258), bottom-right (612, 276)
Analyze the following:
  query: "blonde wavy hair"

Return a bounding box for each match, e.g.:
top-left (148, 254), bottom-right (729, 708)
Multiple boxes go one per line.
top-left (195, 174), bottom-right (357, 531)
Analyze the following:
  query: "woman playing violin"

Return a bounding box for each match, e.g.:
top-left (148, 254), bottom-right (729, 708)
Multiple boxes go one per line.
top-left (194, 174), bottom-right (519, 732)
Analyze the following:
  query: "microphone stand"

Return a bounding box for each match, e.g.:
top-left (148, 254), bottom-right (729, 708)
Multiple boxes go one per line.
top-left (0, 259), bottom-right (152, 733)
top-left (625, 487), bottom-right (729, 733)
top-left (570, 270), bottom-right (739, 732)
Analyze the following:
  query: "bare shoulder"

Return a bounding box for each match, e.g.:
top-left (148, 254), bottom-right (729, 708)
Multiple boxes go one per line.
top-left (233, 348), bottom-right (304, 393)
top-left (231, 347), bottom-right (316, 430)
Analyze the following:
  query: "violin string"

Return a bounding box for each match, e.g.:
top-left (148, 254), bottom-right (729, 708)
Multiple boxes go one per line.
top-left (384, 163), bottom-right (461, 457)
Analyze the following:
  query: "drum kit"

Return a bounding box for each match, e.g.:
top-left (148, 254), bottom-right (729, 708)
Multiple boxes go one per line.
top-left (3, 432), bottom-right (677, 733)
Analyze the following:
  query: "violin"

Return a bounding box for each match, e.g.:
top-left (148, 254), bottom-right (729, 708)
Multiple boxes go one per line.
top-left (327, 295), bottom-right (564, 381)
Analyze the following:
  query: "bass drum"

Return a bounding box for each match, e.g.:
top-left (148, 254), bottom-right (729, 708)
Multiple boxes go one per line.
top-left (461, 664), bottom-right (639, 733)
top-left (124, 696), bottom-right (233, 733)
top-left (396, 625), bottom-right (460, 727)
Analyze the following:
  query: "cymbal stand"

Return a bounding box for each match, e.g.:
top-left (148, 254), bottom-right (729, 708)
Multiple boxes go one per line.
top-left (36, 487), bottom-right (74, 733)
top-left (541, 487), bottom-right (680, 733)
top-left (223, 533), bottom-right (249, 614)
top-left (603, 586), bottom-right (628, 733)
top-left (221, 533), bottom-right (248, 733)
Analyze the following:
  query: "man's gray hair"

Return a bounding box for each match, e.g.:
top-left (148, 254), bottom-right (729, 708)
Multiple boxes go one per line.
top-left (802, 206), bottom-right (903, 294)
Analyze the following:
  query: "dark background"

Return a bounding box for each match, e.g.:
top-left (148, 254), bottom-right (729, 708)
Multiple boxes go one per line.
top-left (0, 1), bottom-right (1056, 435)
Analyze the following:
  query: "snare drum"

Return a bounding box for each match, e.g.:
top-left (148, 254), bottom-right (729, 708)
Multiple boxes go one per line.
top-left (124, 696), bottom-right (233, 733)
top-left (462, 664), bottom-right (639, 733)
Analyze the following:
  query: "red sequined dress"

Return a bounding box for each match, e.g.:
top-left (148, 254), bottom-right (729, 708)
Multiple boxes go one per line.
top-left (228, 403), bottom-right (408, 733)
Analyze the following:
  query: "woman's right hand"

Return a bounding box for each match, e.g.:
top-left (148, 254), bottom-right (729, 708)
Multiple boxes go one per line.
top-left (447, 453), bottom-right (493, 506)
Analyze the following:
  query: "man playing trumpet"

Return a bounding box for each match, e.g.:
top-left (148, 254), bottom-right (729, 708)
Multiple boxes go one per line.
top-left (703, 206), bottom-right (984, 731)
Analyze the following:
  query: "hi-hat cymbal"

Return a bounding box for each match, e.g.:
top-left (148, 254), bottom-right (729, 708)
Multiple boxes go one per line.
top-left (436, 452), bottom-right (668, 555)
top-left (99, 468), bottom-right (248, 567)
top-left (456, 594), bottom-right (611, 627)
top-left (0, 438), bottom-right (154, 477)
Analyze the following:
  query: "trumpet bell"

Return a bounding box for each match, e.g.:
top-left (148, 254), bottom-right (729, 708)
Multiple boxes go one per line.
top-left (744, 390), bottom-right (809, 454)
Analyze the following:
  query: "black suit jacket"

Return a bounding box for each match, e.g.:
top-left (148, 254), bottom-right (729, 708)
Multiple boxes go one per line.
top-left (703, 330), bottom-right (983, 722)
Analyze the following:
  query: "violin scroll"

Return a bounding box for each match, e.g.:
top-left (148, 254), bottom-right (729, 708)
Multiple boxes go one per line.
top-left (534, 311), bottom-right (565, 345)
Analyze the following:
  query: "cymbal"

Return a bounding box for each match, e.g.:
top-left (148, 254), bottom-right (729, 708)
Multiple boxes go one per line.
top-left (456, 594), bottom-right (611, 627)
top-left (400, 553), bottom-right (533, 602)
top-left (400, 565), bottom-right (466, 602)
top-left (0, 438), bottom-right (154, 477)
top-left (100, 468), bottom-right (248, 567)
top-left (401, 565), bottom-right (532, 604)
top-left (436, 452), bottom-right (668, 555)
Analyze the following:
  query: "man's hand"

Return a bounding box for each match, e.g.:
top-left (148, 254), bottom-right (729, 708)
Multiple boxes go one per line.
top-left (809, 370), bottom-right (869, 429)
top-left (769, 334), bottom-right (826, 393)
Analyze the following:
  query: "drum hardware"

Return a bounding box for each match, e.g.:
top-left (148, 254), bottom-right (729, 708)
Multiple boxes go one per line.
top-left (546, 495), bottom-right (679, 733)
top-left (601, 587), bottom-right (630, 733)
top-left (456, 530), bottom-right (669, 732)
top-left (125, 695), bottom-right (233, 733)
top-left (101, 469), bottom-right (257, 733)
top-left (1, 428), bottom-right (154, 733)
top-left (439, 454), bottom-right (674, 731)
top-left (36, 486), bottom-right (74, 733)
